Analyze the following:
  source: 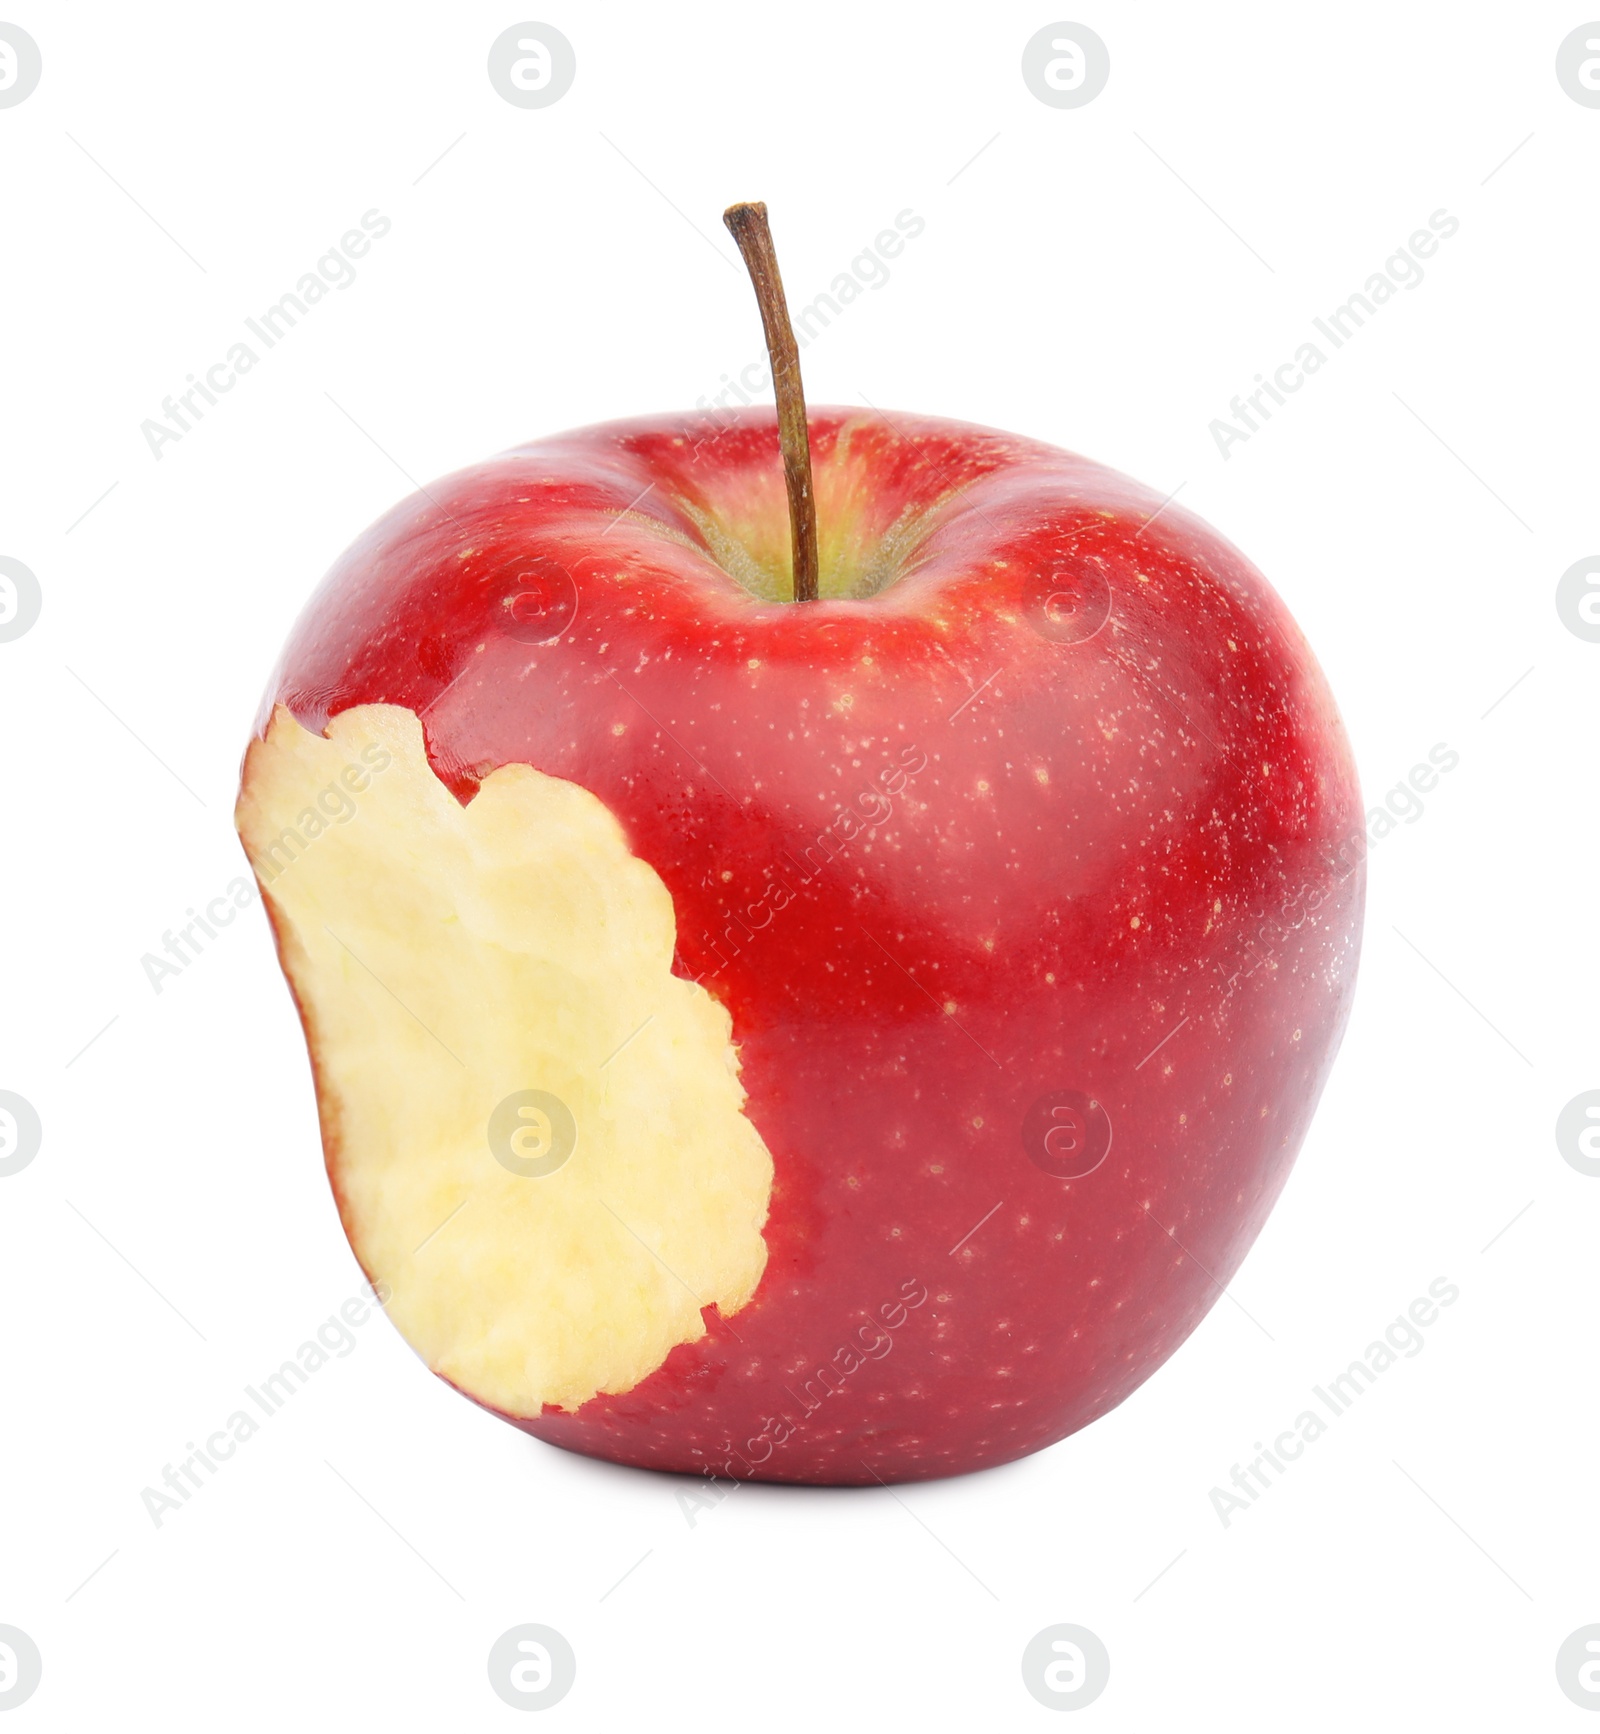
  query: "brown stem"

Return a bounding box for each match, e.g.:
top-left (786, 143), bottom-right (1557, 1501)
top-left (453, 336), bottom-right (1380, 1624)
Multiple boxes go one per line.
top-left (722, 201), bottom-right (820, 603)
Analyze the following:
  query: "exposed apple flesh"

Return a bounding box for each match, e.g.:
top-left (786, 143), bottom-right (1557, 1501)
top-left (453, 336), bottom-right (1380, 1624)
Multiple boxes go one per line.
top-left (237, 405), bottom-right (1363, 1484)
top-left (236, 703), bottom-right (773, 1414)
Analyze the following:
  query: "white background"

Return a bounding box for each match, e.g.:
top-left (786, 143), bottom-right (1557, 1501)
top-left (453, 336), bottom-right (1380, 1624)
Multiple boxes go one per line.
top-left (3, 2), bottom-right (1596, 1726)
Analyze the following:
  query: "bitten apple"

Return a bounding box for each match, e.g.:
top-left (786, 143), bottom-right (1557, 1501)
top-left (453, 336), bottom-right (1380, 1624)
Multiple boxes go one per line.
top-left (235, 208), bottom-right (1362, 1485)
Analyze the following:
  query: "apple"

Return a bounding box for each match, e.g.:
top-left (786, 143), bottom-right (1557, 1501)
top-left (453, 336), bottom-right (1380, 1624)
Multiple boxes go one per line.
top-left (235, 206), bottom-right (1362, 1485)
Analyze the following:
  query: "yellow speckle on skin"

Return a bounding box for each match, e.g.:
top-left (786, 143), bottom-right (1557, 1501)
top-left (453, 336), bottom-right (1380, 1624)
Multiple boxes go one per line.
top-left (1214, 898), bottom-right (1222, 913)
top-left (1223, 1072), bottom-right (1234, 1086)
top-left (720, 870), bottom-right (733, 883)
top-left (1044, 971), bottom-right (1056, 984)
top-left (1130, 915), bottom-right (1141, 930)
top-left (1033, 766), bottom-right (1049, 785)
top-left (747, 658), bottom-right (761, 670)
top-left (972, 1117), bottom-right (984, 1129)
top-left (833, 693), bottom-right (855, 713)
top-left (1227, 638), bottom-right (1238, 651)
top-left (930, 1164), bottom-right (944, 1175)
top-left (943, 1000), bottom-right (957, 1015)
top-left (611, 723), bottom-right (626, 736)
top-left (976, 779), bottom-right (990, 793)
top-left (457, 548), bottom-right (477, 560)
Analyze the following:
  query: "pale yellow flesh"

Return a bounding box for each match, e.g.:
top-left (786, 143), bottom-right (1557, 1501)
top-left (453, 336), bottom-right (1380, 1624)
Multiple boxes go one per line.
top-left (235, 704), bottom-right (773, 1414)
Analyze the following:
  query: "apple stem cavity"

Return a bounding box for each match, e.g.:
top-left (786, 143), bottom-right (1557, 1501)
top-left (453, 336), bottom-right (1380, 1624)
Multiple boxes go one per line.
top-left (722, 201), bottom-right (820, 604)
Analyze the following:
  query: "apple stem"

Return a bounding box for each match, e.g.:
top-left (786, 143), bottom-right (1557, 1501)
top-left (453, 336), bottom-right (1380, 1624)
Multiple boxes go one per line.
top-left (722, 201), bottom-right (820, 604)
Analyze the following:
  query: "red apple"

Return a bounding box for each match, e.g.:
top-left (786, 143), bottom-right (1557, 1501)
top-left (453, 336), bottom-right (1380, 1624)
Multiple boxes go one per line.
top-left (239, 172), bottom-right (1357, 1490)
top-left (235, 394), bottom-right (1363, 1486)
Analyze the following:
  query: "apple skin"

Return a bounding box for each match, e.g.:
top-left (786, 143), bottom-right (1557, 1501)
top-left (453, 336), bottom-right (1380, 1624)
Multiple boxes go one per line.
top-left (251, 406), bottom-right (1363, 1485)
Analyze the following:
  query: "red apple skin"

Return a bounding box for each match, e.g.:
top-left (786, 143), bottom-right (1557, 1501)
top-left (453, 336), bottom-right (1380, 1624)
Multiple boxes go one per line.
top-left (253, 407), bottom-right (1363, 1485)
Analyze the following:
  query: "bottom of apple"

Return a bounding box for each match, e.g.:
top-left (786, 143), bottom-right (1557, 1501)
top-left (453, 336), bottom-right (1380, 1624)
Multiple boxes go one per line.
top-left (504, 1390), bottom-right (1104, 1488)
